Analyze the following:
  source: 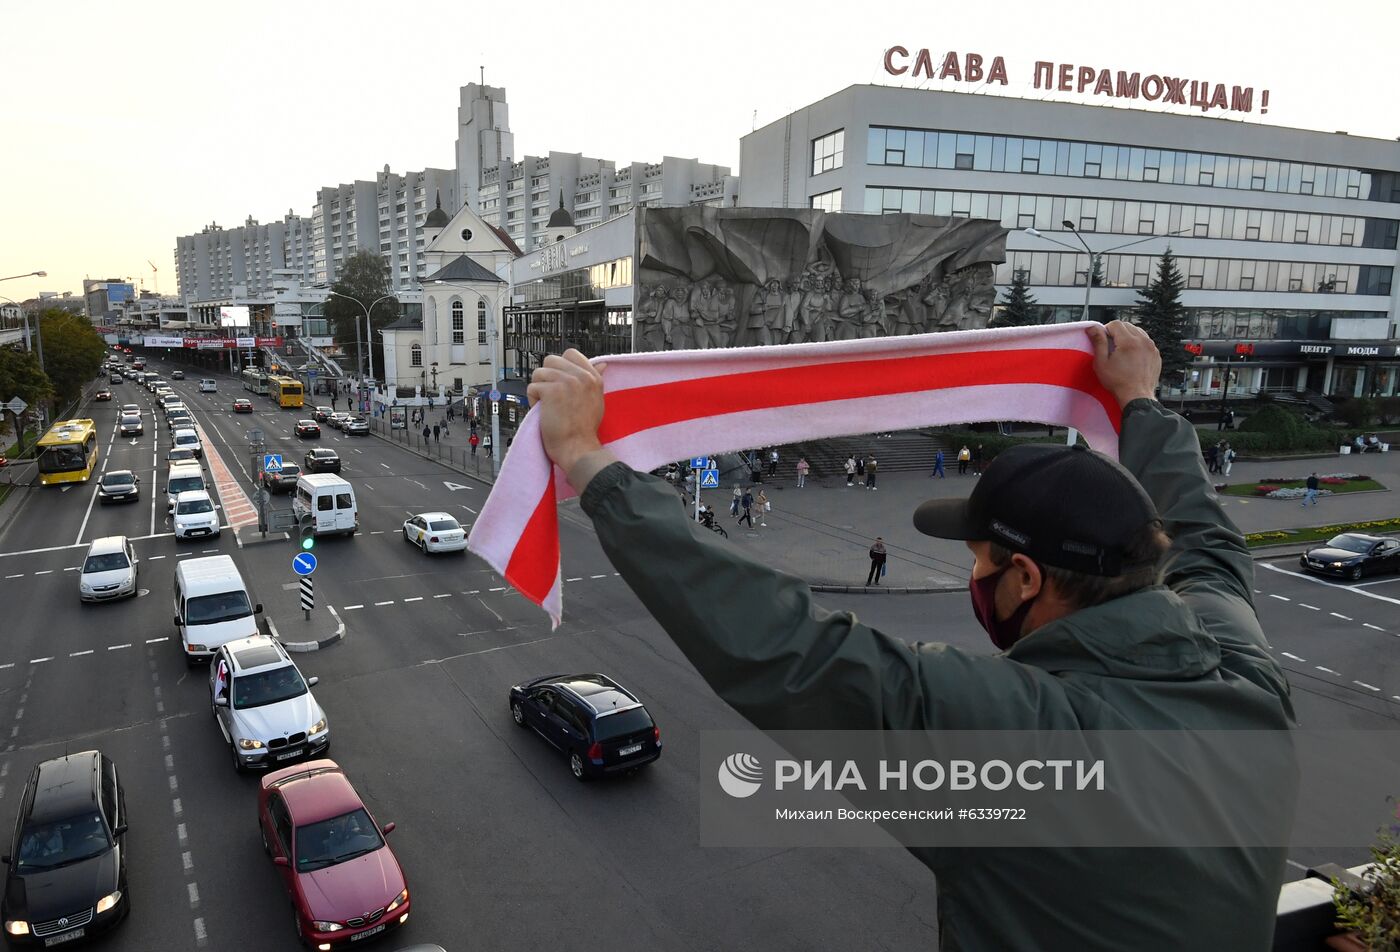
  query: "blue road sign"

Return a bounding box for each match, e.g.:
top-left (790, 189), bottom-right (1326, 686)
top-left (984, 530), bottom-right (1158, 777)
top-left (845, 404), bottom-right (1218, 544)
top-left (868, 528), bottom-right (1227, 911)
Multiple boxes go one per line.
top-left (292, 552), bottom-right (318, 576)
top-left (700, 468), bottom-right (720, 489)
top-left (488, 389), bottom-right (502, 402)
top-left (308, 369), bottom-right (317, 378)
top-left (690, 456), bottom-right (708, 469)
top-left (263, 454), bottom-right (283, 474)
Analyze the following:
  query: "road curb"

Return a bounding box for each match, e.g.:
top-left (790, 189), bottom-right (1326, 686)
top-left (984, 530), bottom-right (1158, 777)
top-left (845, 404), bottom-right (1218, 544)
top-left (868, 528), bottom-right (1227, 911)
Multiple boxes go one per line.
top-left (234, 528), bottom-right (287, 548)
top-left (267, 605), bottom-right (345, 652)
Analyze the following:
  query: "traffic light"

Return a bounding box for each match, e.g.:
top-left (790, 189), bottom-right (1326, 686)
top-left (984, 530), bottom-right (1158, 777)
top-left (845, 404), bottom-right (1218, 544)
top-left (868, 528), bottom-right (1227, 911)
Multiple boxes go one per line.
top-left (298, 513), bottom-right (316, 551)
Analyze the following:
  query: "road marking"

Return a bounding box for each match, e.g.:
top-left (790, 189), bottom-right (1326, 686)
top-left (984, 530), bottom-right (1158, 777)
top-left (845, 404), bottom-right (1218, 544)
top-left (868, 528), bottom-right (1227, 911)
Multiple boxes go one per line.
top-left (4, 575), bottom-right (21, 579)
top-left (478, 597), bottom-right (504, 623)
top-left (1281, 652), bottom-right (1307, 662)
top-left (187, 882), bottom-right (199, 907)
top-left (489, 586), bottom-right (505, 592)
top-left (69, 650), bottom-right (92, 657)
top-left (1315, 666), bottom-right (1340, 675)
top-left (343, 604), bottom-right (363, 610)
top-left (172, 797), bottom-right (182, 817)
top-left (1364, 623), bottom-right (1386, 631)
top-left (29, 657), bottom-right (51, 664)
top-left (1330, 613), bottom-right (1353, 620)
top-left (0, 664), bottom-right (12, 670)
top-left (1260, 563), bottom-right (1400, 607)
top-left (433, 593), bottom-right (451, 598)
top-left (1354, 681), bottom-right (1380, 692)
top-left (407, 478), bottom-right (427, 490)
top-left (590, 574), bottom-right (608, 579)
top-left (370, 530), bottom-right (384, 535)
top-left (108, 643), bottom-right (131, 650)
top-left (403, 596), bottom-right (423, 602)
top-left (146, 637), bottom-right (168, 643)
top-left (193, 917), bottom-right (207, 946)
top-left (63, 567), bottom-right (78, 572)
top-left (465, 589), bottom-right (480, 595)
top-left (181, 849), bottom-right (192, 870)
top-left (1298, 603), bottom-right (1319, 611)
top-left (74, 483), bottom-right (101, 545)
top-left (380, 463), bottom-right (391, 469)
top-left (149, 555), bottom-right (166, 561)
top-left (566, 577), bottom-right (583, 582)
top-left (1267, 594), bottom-right (1289, 601)
top-left (0, 542), bottom-right (89, 559)
top-left (374, 600), bottom-right (394, 606)
top-left (32, 570), bottom-right (52, 576)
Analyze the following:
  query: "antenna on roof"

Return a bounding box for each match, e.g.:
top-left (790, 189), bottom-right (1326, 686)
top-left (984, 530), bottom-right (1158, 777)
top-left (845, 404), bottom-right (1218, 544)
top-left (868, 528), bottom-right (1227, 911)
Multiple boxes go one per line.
top-left (480, 65), bottom-right (484, 86)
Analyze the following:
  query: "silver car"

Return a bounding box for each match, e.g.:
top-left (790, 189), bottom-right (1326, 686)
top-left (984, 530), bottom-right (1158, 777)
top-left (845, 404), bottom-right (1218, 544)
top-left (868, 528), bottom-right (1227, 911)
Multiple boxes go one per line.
top-left (210, 635), bottom-right (329, 773)
top-left (79, 536), bottom-right (139, 602)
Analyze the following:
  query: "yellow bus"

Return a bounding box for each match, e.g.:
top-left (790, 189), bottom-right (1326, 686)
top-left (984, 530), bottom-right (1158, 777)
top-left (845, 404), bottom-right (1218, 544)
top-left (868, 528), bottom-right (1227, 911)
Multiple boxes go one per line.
top-left (268, 375), bottom-right (304, 409)
top-left (36, 419), bottom-right (99, 486)
top-left (241, 368), bottom-right (270, 395)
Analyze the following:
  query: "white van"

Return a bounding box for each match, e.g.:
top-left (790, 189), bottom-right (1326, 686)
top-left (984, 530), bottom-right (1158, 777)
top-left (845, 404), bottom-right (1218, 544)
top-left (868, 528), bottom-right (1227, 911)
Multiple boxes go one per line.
top-left (173, 555), bottom-right (262, 664)
top-left (166, 461), bottom-right (207, 512)
top-left (293, 473), bottom-right (358, 536)
top-left (199, 378), bottom-right (217, 393)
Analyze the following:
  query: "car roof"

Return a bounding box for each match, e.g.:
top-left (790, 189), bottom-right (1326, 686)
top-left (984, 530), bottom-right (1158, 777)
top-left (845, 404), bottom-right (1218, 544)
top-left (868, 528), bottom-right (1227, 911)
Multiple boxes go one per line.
top-left (175, 489), bottom-right (211, 501)
top-left (297, 419), bottom-right (317, 424)
top-left (1332, 532), bottom-right (1384, 543)
top-left (174, 427), bottom-right (198, 437)
top-left (414, 511), bottom-right (453, 521)
top-left (310, 448), bottom-right (337, 456)
top-left (27, 751), bottom-right (102, 822)
top-left (549, 674), bottom-right (641, 715)
top-left (274, 765), bottom-right (365, 825)
top-left (86, 535), bottom-right (129, 555)
top-left (169, 461), bottom-right (203, 473)
top-left (223, 635), bottom-right (289, 673)
top-left (102, 469), bottom-right (135, 479)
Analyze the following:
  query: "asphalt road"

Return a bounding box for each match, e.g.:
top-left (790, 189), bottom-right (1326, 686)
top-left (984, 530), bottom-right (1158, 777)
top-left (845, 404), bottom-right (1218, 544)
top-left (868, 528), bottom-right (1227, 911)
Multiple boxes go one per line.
top-left (0, 354), bottom-right (1394, 950)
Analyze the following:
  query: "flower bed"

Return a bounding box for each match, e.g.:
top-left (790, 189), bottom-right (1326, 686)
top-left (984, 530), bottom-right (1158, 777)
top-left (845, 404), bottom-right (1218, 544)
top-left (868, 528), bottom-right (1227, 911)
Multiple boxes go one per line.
top-left (1222, 473), bottom-right (1385, 498)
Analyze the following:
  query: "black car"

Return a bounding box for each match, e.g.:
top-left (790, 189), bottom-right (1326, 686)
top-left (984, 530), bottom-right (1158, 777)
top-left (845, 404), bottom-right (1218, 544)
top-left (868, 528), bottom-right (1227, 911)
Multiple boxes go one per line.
top-left (1, 751), bottom-right (130, 945)
top-left (169, 370), bottom-right (184, 380)
top-left (294, 420), bottom-right (320, 438)
top-left (509, 674), bottom-right (661, 781)
top-left (302, 448), bottom-right (340, 473)
top-left (96, 470), bottom-right (140, 504)
top-left (1300, 533), bottom-right (1400, 581)
top-left (261, 460), bottom-right (301, 493)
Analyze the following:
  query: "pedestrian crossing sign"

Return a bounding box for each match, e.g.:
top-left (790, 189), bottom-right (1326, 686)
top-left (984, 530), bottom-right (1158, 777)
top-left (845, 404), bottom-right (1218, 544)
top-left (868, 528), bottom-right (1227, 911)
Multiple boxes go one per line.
top-left (700, 468), bottom-right (720, 489)
top-left (263, 454), bottom-right (283, 474)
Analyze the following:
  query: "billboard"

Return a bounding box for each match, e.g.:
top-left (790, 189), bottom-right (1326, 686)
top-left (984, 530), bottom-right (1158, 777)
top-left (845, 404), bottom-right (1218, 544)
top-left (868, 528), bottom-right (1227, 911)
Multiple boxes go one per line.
top-left (219, 306), bottom-right (251, 327)
top-left (105, 283), bottom-right (134, 308)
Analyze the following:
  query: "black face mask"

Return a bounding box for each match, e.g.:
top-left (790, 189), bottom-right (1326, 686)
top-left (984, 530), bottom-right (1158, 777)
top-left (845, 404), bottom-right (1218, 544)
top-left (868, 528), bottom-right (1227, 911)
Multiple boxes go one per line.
top-left (968, 564), bottom-right (1036, 651)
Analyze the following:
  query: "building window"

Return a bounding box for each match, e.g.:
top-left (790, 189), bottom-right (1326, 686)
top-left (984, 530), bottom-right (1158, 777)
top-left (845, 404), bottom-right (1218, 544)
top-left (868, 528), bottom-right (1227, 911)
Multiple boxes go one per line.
top-left (410, 343), bottom-right (422, 367)
top-left (1021, 156), bottom-right (1039, 174)
top-left (477, 301), bottom-right (487, 346)
top-left (810, 189), bottom-right (842, 213)
top-left (812, 130), bottom-right (844, 175)
top-left (451, 302), bottom-right (464, 344)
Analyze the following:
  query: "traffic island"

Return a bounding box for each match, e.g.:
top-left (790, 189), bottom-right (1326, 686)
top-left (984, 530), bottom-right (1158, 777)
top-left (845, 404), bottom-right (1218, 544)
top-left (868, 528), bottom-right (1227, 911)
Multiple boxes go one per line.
top-left (267, 605), bottom-right (345, 653)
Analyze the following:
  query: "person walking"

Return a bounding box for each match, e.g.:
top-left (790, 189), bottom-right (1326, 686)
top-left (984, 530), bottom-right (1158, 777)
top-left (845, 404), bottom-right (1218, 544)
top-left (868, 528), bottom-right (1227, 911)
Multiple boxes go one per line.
top-left (730, 485), bottom-right (742, 518)
top-left (469, 432), bottom-right (479, 457)
top-left (768, 448), bottom-right (779, 477)
top-left (972, 444), bottom-right (984, 477)
top-left (957, 445), bottom-right (971, 475)
top-left (447, 404), bottom-right (455, 422)
top-left (440, 417), bottom-right (450, 437)
top-left (1222, 444), bottom-right (1236, 477)
top-left (432, 424), bottom-right (441, 444)
top-left (865, 456), bottom-right (878, 490)
top-left (1302, 472), bottom-right (1320, 507)
top-left (930, 448), bottom-right (946, 479)
top-left (331, 394), bottom-right (338, 411)
top-left (482, 433), bottom-right (492, 458)
top-left (738, 487), bottom-right (755, 528)
top-left (755, 488), bottom-right (769, 526)
top-left (866, 537), bottom-right (887, 586)
top-left (795, 457), bottom-right (810, 488)
top-left (1205, 443), bottom-right (1219, 474)
top-left (844, 455), bottom-right (857, 486)
top-left (422, 424), bottom-right (431, 443)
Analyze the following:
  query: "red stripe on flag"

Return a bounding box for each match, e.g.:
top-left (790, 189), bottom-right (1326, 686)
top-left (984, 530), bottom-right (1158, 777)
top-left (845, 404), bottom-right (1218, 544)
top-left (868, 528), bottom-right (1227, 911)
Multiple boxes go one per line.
top-left (597, 348), bottom-right (1117, 444)
top-left (505, 481), bottom-right (560, 605)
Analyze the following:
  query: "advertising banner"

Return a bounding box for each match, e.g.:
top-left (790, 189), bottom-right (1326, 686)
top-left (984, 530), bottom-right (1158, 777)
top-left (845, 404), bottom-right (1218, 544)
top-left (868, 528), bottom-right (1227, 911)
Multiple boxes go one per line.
top-left (219, 305), bottom-right (251, 327)
top-left (143, 336), bottom-right (185, 348)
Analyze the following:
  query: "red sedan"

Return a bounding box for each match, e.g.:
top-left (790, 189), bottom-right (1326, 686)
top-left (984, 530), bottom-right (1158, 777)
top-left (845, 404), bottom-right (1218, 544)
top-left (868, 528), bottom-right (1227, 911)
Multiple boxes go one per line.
top-left (233, 398), bottom-right (254, 413)
top-left (295, 419), bottom-right (322, 438)
top-left (258, 760), bottom-right (410, 947)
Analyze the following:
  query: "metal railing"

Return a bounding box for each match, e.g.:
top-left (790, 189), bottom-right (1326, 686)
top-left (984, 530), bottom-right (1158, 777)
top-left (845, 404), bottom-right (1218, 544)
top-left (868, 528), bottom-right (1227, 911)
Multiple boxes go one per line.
top-left (366, 414), bottom-right (497, 482)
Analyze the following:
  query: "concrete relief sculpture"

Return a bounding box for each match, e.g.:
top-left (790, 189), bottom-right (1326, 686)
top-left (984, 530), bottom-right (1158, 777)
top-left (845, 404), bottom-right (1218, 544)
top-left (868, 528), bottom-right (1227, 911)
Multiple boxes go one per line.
top-left (634, 207), bottom-right (1007, 351)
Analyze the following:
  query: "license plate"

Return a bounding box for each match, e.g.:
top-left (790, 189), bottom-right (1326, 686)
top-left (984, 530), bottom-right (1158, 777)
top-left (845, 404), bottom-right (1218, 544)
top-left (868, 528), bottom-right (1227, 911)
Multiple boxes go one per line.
top-left (619, 743), bottom-right (643, 756)
top-left (275, 749), bottom-right (302, 761)
top-left (351, 923), bottom-right (386, 941)
top-left (44, 929), bottom-right (85, 947)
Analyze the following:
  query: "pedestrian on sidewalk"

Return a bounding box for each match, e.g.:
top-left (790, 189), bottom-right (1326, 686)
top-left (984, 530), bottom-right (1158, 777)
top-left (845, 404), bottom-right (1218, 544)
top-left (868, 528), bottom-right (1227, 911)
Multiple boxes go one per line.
top-left (447, 405), bottom-right (455, 422)
top-left (1205, 443), bottom-right (1219, 474)
top-left (930, 449), bottom-right (946, 479)
top-left (440, 417), bottom-right (450, 437)
top-left (844, 455), bottom-right (857, 486)
top-left (957, 445), bottom-right (971, 475)
top-left (730, 485), bottom-right (742, 518)
top-left (1302, 472), bottom-right (1319, 506)
top-left (739, 488), bottom-right (755, 528)
top-left (755, 488), bottom-right (769, 526)
top-left (972, 444), bottom-right (984, 477)
top-left (856, 455), bottom-right (866, 478)
top-left (768, 448), bottom-right (779, 477)
top-left (331, 394), bottom-right (338, 411)
top-left (482, 433), bottom-right (492, 457)
top-left (422, 424), bottom-right (431, 443)
top-left (1222, 444), bottom-right (1235, 477)
top-left (469, 432), bottom-right (479, 457)
top-left (433, 424), bottom-right (441, 444)
top-left (866, 537), bottom-right (887, 586)
top-left (865, 457), bottom-right (879, 489)
top-left (795, 457), bottom-right (810, 488)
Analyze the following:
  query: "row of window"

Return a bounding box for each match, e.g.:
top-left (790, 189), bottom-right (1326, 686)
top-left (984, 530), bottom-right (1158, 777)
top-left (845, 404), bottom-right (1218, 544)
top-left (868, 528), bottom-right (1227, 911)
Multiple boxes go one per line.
top-left (1000, 251), bottom-right (1393, 296)
top-left (862, 127), bottom-right (1395, 201)
top-left (863, 187), bottom-right (1399, 249)
top-left (811, 189), bottom-right (842, 213)
top-left (448, 300), bottom-right (490, 346)
top-left (1185, 308), bottom-right (1387, 342)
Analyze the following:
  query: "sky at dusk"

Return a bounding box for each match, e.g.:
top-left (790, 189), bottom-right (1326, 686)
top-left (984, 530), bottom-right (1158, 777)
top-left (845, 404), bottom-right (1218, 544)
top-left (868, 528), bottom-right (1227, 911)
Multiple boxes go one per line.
top-left (2, 0), bottom-right (1395, 301)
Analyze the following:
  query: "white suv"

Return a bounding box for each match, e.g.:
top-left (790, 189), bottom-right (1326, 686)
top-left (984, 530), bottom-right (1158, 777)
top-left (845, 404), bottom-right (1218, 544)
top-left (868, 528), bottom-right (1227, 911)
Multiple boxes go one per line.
top-left (172, 426), bottom-right (203, 458)
top-left (209, 635), bottom-right (329, 772)
top-left (199, 378), bottom-right (218, 393)
top-left (173, 489), bottom-right (220, 540)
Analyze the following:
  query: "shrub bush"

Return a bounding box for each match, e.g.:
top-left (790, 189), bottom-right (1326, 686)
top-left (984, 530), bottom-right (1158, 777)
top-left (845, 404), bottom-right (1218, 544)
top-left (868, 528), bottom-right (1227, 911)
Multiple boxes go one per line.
top-left (1336, 397), bottom-right (1377, 428)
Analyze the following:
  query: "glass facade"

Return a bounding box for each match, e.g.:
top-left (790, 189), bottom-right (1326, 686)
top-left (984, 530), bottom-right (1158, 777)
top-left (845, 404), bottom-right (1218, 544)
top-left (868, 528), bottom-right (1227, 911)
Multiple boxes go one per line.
top-left (866, 127), bottom-right (1400, 202)
top-left (506, 255), bottom-right (637, 377)
top-left (999, 251), bottom-right (1391, 295)
top-left (864, 187), bottom-right (1398, 250)
top-left (1186, 309), bottom-right (1387, 341)
top-left (810, 189), bottom-right (842, 213)
top-left (812, 130), bottom-right (844, 176)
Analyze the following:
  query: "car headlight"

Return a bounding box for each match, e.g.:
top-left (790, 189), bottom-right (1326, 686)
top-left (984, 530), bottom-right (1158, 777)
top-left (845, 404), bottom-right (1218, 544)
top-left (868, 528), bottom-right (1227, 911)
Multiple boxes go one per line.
top-left (309, 718), bottom-right (327, 735)
top-left (80, 583), bottom-right (93, 593)
top-left (386, 888), bottom-right (409, 913)
top-left (4, 920), bottom-right (28, 935)
top-left (311, 920), bottom-right (344, 932)
top-left (1330, 561), bottom-right (1346, 568)
top-left (238, 738), bottom-right (264, 750)
top-left (95, 890), bottom-right (122, 914)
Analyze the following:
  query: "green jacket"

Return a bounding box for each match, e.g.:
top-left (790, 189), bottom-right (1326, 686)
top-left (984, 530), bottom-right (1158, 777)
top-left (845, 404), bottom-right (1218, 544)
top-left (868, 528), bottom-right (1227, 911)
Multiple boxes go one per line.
top-left (580, 399), bottom-right (1296, 951)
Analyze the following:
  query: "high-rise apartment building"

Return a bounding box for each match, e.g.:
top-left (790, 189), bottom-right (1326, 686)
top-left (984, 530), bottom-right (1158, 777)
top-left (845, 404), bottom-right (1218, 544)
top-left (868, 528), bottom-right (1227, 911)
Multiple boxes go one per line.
top-left (175, 211), bottom-right (315, 303)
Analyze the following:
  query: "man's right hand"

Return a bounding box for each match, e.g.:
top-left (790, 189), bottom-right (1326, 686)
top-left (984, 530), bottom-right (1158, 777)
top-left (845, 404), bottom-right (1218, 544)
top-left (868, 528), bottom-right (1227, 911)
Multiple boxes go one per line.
top-left (526, 349), bottom-right (608, 478)
top-left (1085, 320), bottom-right (1161, 410)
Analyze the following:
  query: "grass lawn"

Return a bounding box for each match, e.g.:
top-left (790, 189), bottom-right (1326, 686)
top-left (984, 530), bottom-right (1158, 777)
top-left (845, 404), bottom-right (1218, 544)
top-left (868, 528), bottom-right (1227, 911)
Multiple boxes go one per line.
top-left (1222, 476), bottom-right (1386, 497)
top-left (1245, 517), bottom-right (1400, 548)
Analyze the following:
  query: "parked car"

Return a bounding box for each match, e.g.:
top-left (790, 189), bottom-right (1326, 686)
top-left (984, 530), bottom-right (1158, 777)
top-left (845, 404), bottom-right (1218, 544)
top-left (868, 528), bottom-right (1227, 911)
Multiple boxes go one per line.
top-left (303, 448), bottom-right (341, 473)
top-left (508, 673), bottom-right (662, 780)
top-left (1300, 533), bottom-right (1400, 580)
top-left (326, 412), bottom-right (351, 430)
top-left (210, 635), bottom-right (328, 772)
top-left (402, 512), bottom-right (467, 554)
top-left (257, 761), bottom-right (409, 947)
top-left (311, 406), bottom-right (333, 423)
top-left (78, 536), bottom-right (139, 603)
top-left (94, 389), bottom-right (112, 401)
top-left (0, 751), bottom-right (130, 945)
top-left (294, 420), bottom-right (321, 438)
top-left (261, 460), bottom-right (302, 494)
top-left (97, 470), bottom-right (140, 504)
top-left (342, 416), bottom-right (368, 435)
top-left (233, 398), bottom-right (254, 413)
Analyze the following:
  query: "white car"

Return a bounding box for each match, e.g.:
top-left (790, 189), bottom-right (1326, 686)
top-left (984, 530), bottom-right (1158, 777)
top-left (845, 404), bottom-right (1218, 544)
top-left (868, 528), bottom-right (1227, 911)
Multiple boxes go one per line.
top-left (199, 378), bottom-right (218, 393)
top-left (172, 426), bottom-right (203, 457)
top-left (402, 512), bottom-right (468, 554)
top-left (79, 536), bottom-right (139, 602)
top-left (173, 489), bottom-right (220, 540)
top-left (209, 635), bottom-right (329, 772)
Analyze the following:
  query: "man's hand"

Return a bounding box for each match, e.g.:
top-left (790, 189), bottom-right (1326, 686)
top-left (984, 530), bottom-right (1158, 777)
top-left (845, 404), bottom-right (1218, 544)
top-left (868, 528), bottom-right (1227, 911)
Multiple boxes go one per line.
top-left (1085, 320), bottom-right (1161, 410)
top-left (526, 349), bottom-right (607, 475)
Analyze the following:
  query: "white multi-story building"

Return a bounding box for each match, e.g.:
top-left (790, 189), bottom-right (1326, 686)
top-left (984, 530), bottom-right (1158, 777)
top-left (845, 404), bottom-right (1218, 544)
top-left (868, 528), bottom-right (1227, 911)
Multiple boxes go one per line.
top-left (739, 84), bottom-right (1400, 399)
top-left (175, 211), bottom-right (315, 303)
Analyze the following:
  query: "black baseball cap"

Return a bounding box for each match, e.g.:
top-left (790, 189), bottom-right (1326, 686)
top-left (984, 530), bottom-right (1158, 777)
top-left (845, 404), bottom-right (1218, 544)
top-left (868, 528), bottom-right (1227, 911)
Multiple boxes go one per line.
top-left (913, 443), bottom-right (1160, 577)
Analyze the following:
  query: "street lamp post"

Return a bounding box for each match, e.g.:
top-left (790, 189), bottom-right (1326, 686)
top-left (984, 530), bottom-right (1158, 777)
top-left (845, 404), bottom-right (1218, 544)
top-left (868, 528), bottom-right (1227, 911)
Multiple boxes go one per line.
top-left (432, 279), bottom-right (504, 477)
top-left (317, 289), bottom-right (397, 414)
top-left (0, 271), bottom-right (45, 283)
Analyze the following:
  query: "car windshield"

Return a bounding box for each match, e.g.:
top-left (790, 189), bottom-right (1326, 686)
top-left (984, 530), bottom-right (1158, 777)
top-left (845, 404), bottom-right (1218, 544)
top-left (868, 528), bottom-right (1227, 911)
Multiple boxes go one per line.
top-left (428, 519), bottom-right (459, 531)
top-left (82, 552), bottom-right (130, 573)
top-left (185, 591), bottom-right (253, 625)
top-left (168, 450), bottom-right (195, 461)
top-left (176, 434), bottom-right (197, 445)
top-left (120, 415), bottom-right (140, 425)
top-left (295, 808), bottom-right (384, 872)
top-left (594, 706), bottom-right (653, 741)
top-left (103, 473), bottom-right (135, 486)
top-left (170, 476), bottom-right (203, 495)
top-left (232, 665), bottom-right (306, 708)
top-left (313, 450), bottom-right (335, 459)
top-left (1325, 535), bottom-right (1372, 554)
top-left (16, 813), bottom-right (111, 872)
top-left (277, 464), bottom-right (300, 477)
top-left (176, 498), bottom-right (213, 515)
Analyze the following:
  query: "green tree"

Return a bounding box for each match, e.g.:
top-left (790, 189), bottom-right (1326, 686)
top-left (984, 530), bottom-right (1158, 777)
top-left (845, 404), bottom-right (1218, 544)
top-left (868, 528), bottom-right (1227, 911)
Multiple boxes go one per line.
top-left (992, 271), bottom-right (1041, 327)
top-left (323, 249), bottom-right (399, 382)
top-left (35, 308), bottom-right (105, 405)
top-left (0, 345), bottom-right (53, 445)
top-left (1134, 248), bottom-right (1189, 388)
